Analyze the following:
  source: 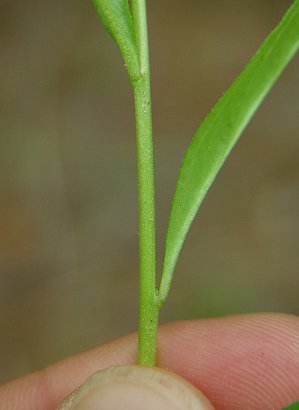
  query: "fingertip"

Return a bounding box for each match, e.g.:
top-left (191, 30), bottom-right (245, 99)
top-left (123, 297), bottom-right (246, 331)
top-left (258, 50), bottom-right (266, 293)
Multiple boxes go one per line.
top-left (56, 365), bottom-right (215, 410)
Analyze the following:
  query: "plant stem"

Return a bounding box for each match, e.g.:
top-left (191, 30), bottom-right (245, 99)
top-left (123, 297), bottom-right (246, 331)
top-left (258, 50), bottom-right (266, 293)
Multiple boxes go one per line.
top-left (131, 0), bottom-right (159, 366)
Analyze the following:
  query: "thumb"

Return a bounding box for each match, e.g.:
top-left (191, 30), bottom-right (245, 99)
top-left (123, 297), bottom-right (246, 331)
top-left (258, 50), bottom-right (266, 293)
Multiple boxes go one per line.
top-left (56, 365), bottom-right (215, 410)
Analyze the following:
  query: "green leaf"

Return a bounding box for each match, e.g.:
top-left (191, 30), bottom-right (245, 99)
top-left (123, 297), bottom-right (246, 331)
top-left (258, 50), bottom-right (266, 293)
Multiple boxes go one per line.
top-left (92, 0), bottom-right (139, 81)
top-left (159, 1), bottom-right (299, 302)
top-left (281, 401), bottom-right (299, 410)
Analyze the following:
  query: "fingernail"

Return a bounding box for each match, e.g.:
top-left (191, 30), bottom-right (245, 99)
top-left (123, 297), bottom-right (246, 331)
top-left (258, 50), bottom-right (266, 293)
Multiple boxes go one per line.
top-left (57, 365), bottom-right (215, 410)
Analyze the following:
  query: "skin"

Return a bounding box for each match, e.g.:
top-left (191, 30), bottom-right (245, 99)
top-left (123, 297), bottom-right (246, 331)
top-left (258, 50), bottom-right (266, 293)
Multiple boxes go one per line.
top-left (0, 313), bottom-right (298, 410)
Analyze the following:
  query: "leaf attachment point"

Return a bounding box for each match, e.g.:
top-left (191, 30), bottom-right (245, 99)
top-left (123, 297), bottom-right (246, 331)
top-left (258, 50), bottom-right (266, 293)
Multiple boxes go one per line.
top-left (92, 0), bottom-right (140, 81)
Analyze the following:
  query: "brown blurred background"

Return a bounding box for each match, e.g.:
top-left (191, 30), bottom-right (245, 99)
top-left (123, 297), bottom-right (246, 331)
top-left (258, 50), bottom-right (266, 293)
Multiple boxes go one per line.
top-left (0, 0), bottom-right (298, 383)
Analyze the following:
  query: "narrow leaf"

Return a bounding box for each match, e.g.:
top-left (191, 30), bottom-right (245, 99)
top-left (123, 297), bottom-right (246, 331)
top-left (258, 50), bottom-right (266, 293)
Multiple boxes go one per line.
top-left (92, 0), bottom-right (139, 80)
top-left (159, 1), bottom-right (299, 302)
top-left (281, 402), bottom-right (299, 410)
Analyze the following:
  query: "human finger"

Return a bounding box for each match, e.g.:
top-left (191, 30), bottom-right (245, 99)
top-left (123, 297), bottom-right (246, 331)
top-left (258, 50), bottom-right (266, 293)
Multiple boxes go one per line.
top-left (0, 313), bottom-right (298, 410)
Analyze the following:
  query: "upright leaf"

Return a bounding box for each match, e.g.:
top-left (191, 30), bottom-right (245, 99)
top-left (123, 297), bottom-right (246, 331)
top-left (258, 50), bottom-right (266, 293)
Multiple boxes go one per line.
top-left (159, 1), bottom-right (299, 302)
top-left (92, 0), bottom-right (139, 81)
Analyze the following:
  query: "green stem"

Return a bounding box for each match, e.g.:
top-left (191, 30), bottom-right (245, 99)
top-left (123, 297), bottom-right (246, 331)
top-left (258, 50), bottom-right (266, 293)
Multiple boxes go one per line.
top-left (131, 0), bottom-right (159, 366)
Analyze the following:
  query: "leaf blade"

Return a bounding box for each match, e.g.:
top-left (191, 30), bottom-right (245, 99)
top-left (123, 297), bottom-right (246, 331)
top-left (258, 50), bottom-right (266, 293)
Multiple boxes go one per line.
top-left (159, 1), bottom-right (299, 302)
top-left (281, 401), bottom-right (299, 410)
top-left (92, 0), bottom-right (139, 80)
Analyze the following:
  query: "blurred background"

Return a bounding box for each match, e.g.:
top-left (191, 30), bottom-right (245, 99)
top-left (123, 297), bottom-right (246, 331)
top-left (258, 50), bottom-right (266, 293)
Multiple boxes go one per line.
top-left (0, 0), bottom-right (298, 383)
